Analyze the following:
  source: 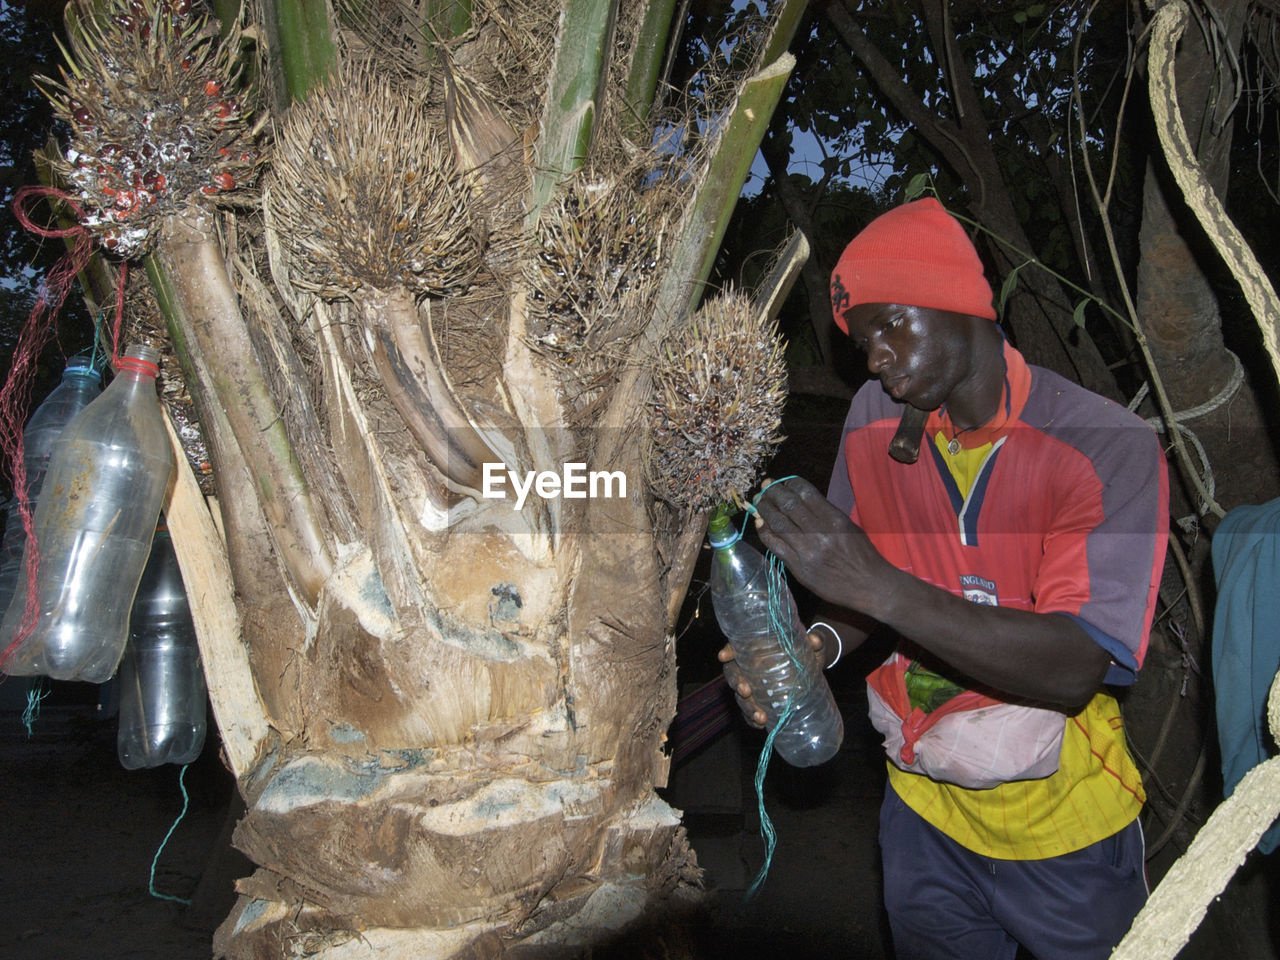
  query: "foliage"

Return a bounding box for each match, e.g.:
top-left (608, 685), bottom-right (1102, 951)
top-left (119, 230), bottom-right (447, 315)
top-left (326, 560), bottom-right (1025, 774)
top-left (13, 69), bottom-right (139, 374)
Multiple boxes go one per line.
top-left (0, 2), bottom-right (92, 377)
top-left (727, 1), bottom-right (1274, 373)
top-left (717, 1), bottom-right (1159, 369)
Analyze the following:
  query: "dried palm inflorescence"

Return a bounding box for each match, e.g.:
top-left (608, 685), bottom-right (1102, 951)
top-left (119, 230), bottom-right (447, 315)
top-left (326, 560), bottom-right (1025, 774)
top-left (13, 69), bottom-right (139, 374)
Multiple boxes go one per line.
top-left (266, 61), bottom-right (480, 300)
top-left (526, 178), bottom-right (663, 415)
top-left (40, 0), bottom-right (259, 259)
top-left (645, 288), bottom-right (787, 511)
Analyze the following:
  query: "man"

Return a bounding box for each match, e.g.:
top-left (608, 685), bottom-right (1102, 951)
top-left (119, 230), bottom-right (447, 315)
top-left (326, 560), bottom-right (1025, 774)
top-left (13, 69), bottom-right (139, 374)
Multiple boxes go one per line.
top-left (721, 197), bottom-right (1169, 959)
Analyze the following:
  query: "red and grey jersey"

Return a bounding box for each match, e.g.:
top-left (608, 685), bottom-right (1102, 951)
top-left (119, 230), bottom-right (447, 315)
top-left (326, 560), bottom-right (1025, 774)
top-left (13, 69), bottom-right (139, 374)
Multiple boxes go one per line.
top-left (828, 341), bottom-right (1168, 684)
top-left (828, 341), bottom-right (1168, 858)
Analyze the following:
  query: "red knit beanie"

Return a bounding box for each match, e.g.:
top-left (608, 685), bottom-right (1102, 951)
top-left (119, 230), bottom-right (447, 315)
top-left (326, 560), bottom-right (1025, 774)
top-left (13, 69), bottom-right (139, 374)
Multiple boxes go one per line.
top-left (828, 197), bottom-right (996, 333)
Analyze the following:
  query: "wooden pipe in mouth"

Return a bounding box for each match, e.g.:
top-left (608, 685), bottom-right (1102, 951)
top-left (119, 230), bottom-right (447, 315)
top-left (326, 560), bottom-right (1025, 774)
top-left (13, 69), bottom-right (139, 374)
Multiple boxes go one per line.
top-left (888, 405), bottom-right (928, 464)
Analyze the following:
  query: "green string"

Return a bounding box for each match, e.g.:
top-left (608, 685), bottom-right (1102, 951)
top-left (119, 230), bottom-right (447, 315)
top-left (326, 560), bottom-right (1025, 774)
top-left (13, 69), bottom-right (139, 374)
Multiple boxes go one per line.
top-left (149, 763), bottom-right (193, 905)
top-left (745, 691), bottom-right (793, 900)
top-left (21, 679), bottom-right (48, 737)
top-left (741, 473), bottom-right (803, 519)
top-left (88, 309), bottom-right (110, 376)
top-left (741, 475), bottom-right (807, 901)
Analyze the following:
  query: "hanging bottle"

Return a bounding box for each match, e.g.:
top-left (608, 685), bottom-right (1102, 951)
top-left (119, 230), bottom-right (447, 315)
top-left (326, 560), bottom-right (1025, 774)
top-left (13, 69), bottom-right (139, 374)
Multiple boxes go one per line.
top-left (0, 344), bottom-right (175, 682)
top-left (709, 504), bottom-right (844, 767)
top-left (118, 525), bottom-right (206, 769)
top-left (0, 356), bottom-right (103, 615)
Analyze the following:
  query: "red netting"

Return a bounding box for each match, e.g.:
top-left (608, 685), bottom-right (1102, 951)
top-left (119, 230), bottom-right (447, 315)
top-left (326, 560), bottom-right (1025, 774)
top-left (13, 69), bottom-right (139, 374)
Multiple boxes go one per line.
top-left (0, 186), bottom-right (124, 669)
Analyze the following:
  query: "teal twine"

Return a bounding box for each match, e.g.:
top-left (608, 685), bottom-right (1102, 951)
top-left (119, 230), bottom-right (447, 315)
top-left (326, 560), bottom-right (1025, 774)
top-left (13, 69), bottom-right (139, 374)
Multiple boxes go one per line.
top-left (742, 474), bottom-right (803, 518)
top-left (149, 764), bottom-right (193, 905)
top-left (710, 478), bottom-right (808, 900)
top-left (21, 679), bottom-right (48, 737)
top-left (745, 693), bottom-right (794, 900)
top-left (89, 311), bottom-right (110, 376)
top-left (740, 480), bottom-right (805, 901)
top-left (716, 474), bottom-right (804, 549)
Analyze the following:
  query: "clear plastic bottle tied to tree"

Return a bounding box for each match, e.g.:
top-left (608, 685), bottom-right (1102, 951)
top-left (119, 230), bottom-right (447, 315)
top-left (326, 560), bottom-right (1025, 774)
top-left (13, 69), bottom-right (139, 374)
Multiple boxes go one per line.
top-left (118, 526), bottom-right (207, 769)
top-left (0, 356), bottom-right (104, 615)
top-left (708, 503), bottom-right (843, 767)
top-left (0, 344), bottom-right (175, 683)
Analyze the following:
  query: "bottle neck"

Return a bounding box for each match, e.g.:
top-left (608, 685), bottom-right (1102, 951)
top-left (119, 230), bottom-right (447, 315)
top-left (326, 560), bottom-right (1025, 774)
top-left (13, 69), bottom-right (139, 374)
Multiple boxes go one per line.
top-left (707, 520), bottom-right (738, 550)
top-left (114, 356), bottom-right (159, 383)
top-left (63, 370), bottom-right (102, 387)
top-left (707, 503), bottom-right (739, 550)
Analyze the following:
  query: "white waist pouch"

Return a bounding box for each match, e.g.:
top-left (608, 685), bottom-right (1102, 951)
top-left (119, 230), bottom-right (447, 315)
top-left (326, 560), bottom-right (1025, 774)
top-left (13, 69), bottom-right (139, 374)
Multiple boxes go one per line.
top-left (867, 655), bottom-right (1066, 791)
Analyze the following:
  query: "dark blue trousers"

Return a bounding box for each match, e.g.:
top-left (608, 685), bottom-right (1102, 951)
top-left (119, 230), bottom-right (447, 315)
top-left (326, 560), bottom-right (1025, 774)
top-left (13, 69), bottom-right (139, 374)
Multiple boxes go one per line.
top-left (880, 785), bottom-right (1148, 960)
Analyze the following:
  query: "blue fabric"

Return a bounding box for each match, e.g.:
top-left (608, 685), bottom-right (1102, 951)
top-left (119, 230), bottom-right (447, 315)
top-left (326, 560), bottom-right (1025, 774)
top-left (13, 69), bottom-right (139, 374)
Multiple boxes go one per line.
top-left (879, 785), bottom-right (1147, 960)
top-left (1211, 498), bottom-right (1280, 855)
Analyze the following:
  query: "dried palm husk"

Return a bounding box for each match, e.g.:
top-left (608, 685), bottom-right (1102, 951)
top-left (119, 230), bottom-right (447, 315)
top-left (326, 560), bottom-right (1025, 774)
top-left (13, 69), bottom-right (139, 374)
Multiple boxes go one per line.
top-left (440, 51), bottom-right (522, 188)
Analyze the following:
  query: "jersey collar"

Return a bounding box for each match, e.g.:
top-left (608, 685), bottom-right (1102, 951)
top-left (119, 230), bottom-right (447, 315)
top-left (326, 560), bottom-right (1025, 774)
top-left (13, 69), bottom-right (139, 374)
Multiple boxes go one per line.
top-left (926, 340), bottom-right (1030, 451)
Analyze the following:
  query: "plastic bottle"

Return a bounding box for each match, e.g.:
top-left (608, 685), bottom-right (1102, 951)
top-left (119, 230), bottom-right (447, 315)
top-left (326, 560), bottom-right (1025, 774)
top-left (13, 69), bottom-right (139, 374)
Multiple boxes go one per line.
top-left (0, 344), bottom-right (175, 682)
top-left (117, 526), bottom-right (207, 769)
top-left (0, 356), bottom-right (103, 615)
top-left (709, 505), bottom-right (843, 767)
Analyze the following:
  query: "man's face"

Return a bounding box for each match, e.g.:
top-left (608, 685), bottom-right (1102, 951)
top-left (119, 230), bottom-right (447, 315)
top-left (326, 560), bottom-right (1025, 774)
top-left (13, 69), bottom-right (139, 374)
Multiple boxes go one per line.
top-left (843, 302), bottom-right (972, 412)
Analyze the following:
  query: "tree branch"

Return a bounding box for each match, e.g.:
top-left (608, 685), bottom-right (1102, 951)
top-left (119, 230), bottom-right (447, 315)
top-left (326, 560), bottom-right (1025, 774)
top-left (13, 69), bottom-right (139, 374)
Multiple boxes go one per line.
top-left (147, 211), bottom-right (334, 605)
top-left (822, 0), bottom-right (972, 181)
top-left (1147, 0), bottom-right (1280, 389)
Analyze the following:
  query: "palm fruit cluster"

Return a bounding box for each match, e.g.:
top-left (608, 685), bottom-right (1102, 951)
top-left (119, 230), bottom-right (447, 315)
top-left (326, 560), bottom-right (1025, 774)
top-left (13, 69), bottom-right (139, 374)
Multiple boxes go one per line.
top-left (267, 62), bottom-right (480, 300)
top-left (40, 0), bottom-right (259, 259)
top-left (527, 182), bottom-right (660, 357)
top-left (526, 180), bottom-right (662, 417)
top-left (645, 287), bottom-right (787, 510)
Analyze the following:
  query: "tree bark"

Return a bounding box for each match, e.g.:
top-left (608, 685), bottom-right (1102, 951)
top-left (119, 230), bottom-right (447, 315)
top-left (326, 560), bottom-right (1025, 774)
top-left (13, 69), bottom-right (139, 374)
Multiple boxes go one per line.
top-left (1137, 0), bottom-right (1279, 512)
top-left (189, 4), bottom-right (807, 954)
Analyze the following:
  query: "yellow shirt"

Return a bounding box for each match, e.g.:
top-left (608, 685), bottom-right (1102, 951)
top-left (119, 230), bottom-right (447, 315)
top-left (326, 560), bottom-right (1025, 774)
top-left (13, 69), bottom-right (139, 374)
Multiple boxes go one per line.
top-left (887, 691), bottom-right (1145, 858)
